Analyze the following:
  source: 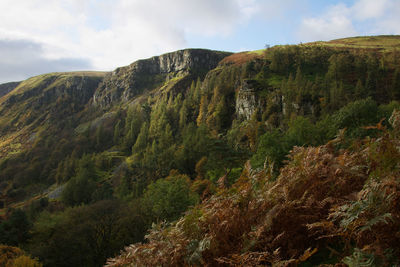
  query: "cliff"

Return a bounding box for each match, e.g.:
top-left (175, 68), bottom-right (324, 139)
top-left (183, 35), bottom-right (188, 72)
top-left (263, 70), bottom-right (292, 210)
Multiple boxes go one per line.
top-left (93, 49), bottom-right (231, 107)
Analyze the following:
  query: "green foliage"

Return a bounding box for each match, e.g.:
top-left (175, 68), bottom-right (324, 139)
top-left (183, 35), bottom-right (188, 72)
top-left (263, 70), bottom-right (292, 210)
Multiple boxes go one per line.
top-left (61, 155), bottom-right (100, 206)
top-left (29, 200), bottom-right (148, 267)
top-left (132, 122), bottom-right (148, 153)
top-left (332, 98), bottom-right (379, 138)
top-left (342, 248), bottom-right (375, 267)
top-left (142, 171), bottom-right (198, 222)
top-left (251, 129), bottom-right (287, 171)
top-left (286, 116), bottom-right (319, 146)
top-left (0, 209), bottom-right (31, 246)
top-left (252, 116), bottom-right (322, 172)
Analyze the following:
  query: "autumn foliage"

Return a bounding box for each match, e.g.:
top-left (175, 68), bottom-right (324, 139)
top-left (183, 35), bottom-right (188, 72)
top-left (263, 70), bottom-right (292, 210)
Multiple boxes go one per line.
top-left (107, 111), bottom-right (400, 266)
top-left (0, 245), bottom-right (42, 267)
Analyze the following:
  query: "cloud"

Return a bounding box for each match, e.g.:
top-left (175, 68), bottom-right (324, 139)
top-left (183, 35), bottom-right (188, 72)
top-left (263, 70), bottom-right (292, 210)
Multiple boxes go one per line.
top-left (0, 39), bottom-right (91, 83)
top-left (371, 0), bottom-right (400, 34)
top-left (297, 0), bottom-right (400, 43)
top-left (353, 0), bottom-right (389, 20)
top-left (0, 0), bottom-right (262, 78)
top-left (297, 4), bottom-right (357, 42)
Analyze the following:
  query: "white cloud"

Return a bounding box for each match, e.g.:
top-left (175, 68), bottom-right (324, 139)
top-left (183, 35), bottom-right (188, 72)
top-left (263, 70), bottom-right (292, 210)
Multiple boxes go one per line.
top-left (353, 0), bottom-right (389, 20)
top-left (297, 0), bottom-right (400, 41)
top-left (297, 0), bottom-right (400, 43)
top-left (371, 0), bottom-right (400, 35)
top-left (0, 0), bottom-right (263, 78)
top-left (0, 39), bottom-right (91, 83)
top-left (297, 4), bottom-right (357, 42)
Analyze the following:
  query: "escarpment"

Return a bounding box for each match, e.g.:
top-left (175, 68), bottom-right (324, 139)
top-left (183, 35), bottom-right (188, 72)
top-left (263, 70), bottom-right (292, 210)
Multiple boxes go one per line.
top-left (93, 49), bottom-right (231, 107)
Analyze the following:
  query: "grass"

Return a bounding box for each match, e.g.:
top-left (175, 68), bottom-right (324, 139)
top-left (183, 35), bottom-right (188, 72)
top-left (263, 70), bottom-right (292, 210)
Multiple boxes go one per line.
top-left (267, 74), bottom-right (284, 87)
top-left (0, 129), bottom-right (25, 157)
top-left (220, 51), bottom-right (264, 65)
top-left (306, 35), bottom-right (400, 51)
top-left (1, 71), bottom-right (107, 102)
top-left (247, 49), bottom-right (266, 55)
top-left (161, 74), bottom-right (186, 92)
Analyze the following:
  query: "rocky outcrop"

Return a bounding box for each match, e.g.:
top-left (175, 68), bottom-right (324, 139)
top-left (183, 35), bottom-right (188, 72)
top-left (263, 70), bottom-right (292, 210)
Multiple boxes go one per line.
top-left (93, 49), bottom-right (231, 107)
top-left (236, 79), bottom-right (262, 120)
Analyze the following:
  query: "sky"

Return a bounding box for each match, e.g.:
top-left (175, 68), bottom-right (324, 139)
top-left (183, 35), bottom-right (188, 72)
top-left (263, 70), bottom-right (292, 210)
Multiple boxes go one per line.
top-left (0, 0), bottom-right (399, 83)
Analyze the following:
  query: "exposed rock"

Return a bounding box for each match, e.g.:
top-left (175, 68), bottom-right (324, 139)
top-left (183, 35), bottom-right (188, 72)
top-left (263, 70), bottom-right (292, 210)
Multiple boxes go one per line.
top-left (236, 79), bottom-right (262, 120)
top-left (93, 49), bottom-right (231, 107)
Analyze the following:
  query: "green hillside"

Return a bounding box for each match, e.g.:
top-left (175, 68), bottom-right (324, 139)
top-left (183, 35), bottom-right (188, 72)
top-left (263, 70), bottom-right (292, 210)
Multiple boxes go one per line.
top-left (310, 35), bottom-right (400, 50)
top-left (1, 36), bottom-right (400, 266)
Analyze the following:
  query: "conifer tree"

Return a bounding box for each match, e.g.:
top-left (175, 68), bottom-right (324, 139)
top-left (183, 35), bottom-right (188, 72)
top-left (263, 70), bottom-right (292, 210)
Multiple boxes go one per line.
top-left (55, 161), bottom-right (64, 184)
top-left (113, 120), bottom-right (122, 145)
top-left (95, 124), bottom-right (105, 149)
top-left (392, 68), bottom-right (400, 100)
top-left (355, 79), bottom-right (366, 99)
top-left (197, 94), bottom-right (208, 126)
top-left (132, 122), bottom-right (149, 153)
top-left (179, 100), bottom-right (188, 129)
top-left (365, 70), bottom-right (377, 98)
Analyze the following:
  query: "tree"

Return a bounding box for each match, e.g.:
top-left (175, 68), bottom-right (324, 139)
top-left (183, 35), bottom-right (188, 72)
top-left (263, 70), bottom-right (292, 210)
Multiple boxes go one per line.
top-left (333, 98), bottom-right (379, 138)
top-left (113, 120), bottom-right (122, 145)
top-left (251, 129), bottom-right (288, 173)
top-left (29, 200), bottom-right (149, 267)
top-left (0, 209), bottom-right (31, 246)
top-left (95, 124), bottom-right (105, 150)
top-left (355, 79), bottom-right (366, 99)
top-left (132, 122), bottom-right (149, 153)
top-left (142, 172), bottom-right (198, 222)
top-left (392, 68), bottom-right (400, 100)
top-left (365, 70), bottom-right (377, 98)
top-left (179, 100), bottom-right (188, 129)
top-left (197, 94), bottom-right (208, 126)
top-left (0, 245), bottom-right (42, 267)
top-left (286, 116), bottom-right (318, 147)
top-left (61, 155), bottom-right (98, 206)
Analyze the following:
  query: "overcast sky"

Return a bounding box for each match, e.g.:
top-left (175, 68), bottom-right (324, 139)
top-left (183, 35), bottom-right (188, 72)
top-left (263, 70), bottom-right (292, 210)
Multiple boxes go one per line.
top-left (0, 0), bottom-right (399, 83)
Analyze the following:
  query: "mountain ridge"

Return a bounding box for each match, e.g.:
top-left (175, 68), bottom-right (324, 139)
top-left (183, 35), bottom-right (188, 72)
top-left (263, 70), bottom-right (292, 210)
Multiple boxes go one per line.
top-left (1, 35), bottom-right (400, 266)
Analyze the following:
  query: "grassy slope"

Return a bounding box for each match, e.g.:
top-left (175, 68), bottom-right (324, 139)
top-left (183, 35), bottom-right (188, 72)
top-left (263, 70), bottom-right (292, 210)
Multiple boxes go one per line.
top-left (306, 35), bottom-right (400, 51)
top-left (228, 35), bottom-right (400, 64)
top-left (1, 71), bottom-right (107, 101)
top-left (0, 72), bottom-right (107, 156)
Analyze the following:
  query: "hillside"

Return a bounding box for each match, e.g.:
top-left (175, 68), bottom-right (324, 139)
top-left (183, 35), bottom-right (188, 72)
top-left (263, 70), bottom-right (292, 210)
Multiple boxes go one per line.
top-left (0, 82), bottom-right (20, 98)
top-left (0, 36), bottom-right (400, 266)
top-left (309, 35), bottom-right (400, 51)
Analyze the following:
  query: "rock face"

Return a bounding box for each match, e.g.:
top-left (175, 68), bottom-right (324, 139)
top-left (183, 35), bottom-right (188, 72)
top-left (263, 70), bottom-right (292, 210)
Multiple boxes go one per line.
top-left (93, 49), bottom-right (231, 107)
top-left (236, 80), bottom-right (262, 120)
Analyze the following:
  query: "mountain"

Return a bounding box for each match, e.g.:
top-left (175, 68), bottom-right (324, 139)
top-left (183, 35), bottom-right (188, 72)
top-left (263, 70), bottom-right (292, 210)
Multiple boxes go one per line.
top-left (93, 49), bottom-right (231, 107)
top-left (1, 36), bottom-right (400, 266)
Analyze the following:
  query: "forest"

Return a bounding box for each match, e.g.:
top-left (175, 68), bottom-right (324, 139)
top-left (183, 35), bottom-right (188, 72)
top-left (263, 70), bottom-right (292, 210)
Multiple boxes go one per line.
top-left (1, 36), bottom-right (400, 266)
